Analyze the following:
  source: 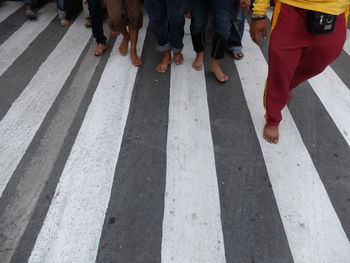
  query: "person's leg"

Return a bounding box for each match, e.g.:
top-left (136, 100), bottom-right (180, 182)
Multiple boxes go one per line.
top-left (24, 0), bottom-right (37, 19)
top-left (83, 0), bottom-right (91, 27)
top-left (228, 6), bottom-right (245, 60)
top-left (166, 0), bottom-right (187, 65)
top-left (264, 3), bottom-right (313, 143)
top-left (105, 0), bottom-right (129, 55)
top-left (289, 14), bottom-right (347, 90)
top-left (189, 0), bottom-right (211, 70)
top-left (211, 0), bottom-right (234, 82)
top-left (88, 0), bottom-right (107, 55)
top-left (125, 0), bottom-right (143, 66)
top-left (56, 0), bottom-right (69, 26)
top-left (144, 0), bottom-right (171, 73)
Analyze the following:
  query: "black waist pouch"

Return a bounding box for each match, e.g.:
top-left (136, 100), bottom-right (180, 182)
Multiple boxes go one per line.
top-left (306, 10), bottom-right (337, 34)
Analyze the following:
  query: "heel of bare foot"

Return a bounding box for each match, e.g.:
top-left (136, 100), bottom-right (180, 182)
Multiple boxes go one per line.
top-left (119, 37), bottom-right (129, 56)
top-left (60, 18), bottom-right (69, 27)
top-left (192, 52), bottom-right (204, 71)
top-left (263, 124), bottom-right (279, 144)
top-left (130, 52), bottom-right (142, 66)
top-left (173, 53), bottom-right (184, 65)
top-left (210, 62), bottom-right (228, 83)
top-left (156, 51), bottom-right (171, 73)
top-left (93, 43), bottom-right (107, 56)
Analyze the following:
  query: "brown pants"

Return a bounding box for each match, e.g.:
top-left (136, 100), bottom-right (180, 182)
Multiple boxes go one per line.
top-left (104, 0), bottom-right (143, 32)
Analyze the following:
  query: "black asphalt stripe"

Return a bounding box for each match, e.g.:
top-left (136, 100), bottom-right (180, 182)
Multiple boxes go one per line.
top-left (7, 38), bottom-right (114, 263)
top-left (330, 51), bottom-right (350, 89)
top-left (204, 32), bottom-right (294, 263)
top-left (0, 14), bottom-right (75, 121)
top-left (255, 16), bottom-right (350, 240)
top-left (95, 27), bottom-right (168, 263)
top-left (0, 5), bottom-right (27, 45)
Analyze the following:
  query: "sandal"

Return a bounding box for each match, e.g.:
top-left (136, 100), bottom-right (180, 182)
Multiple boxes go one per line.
top-left (231, 49), bottom-right (244, 60)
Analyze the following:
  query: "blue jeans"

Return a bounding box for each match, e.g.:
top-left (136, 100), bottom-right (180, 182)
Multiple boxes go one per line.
top-left (189, 0), bottom-right (211, 53)
top-left (23, 0), bottom-right (33, 5)
top-left (211, 0), bottom-right (241, 59)
top-left (144, 0), bottom-right (187, 53)
top-left (88, 0), bottom-right (107, 44)
top-left (56, 0), bottom-right (66, 19)
top-left (228, 9), bottom-right (245, 51)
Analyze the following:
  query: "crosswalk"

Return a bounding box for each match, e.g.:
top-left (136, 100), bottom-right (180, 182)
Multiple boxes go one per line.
top-left (0, 2), bottom-right (350, 263)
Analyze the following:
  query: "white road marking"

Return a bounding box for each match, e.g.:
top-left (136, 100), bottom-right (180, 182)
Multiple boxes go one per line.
top-left (0, 14), bottom-right (91, 198)
top-left (0, 1), bottom-right (22, 23)
top-left (267, 9), bottom-right (350, 146)
top-left (28, 17), bottom-right (148, 263)
top-left (343, 29), bottom-right (350, 56)
top-left (309, 67), bottom-right (350, 146)
top-left (236, 22), bottom-right (350, 263)
top-left (0, 3), bottom-right (56, 76)
top-left (161, 21), bottom-right (226, 263)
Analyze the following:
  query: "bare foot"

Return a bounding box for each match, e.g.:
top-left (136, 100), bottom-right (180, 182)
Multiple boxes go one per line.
top-left (263, 124), bottom-right (279, 144)
top-left (173, 53), bottom-right (184, 65)
top-left (231, 50), bottom-right (244, 60)
top-left (156, 51), bottom-right (171, 73)
top-left (192, 52), bottom-right (204, 71)
top-left (185, 10), bottom-right (191, 19)
top-left (93, 43), bottom-right (107, 56)
top-left (110, 31), bottom-right (120, 38)
top-left (119, 36), bottom-right (129, 56)
top-left (211, 60), bottom-right (228, 82)
top-left (130, 51), bottom-right (142, 66)
top-left (60, 18), bottom-right (69, 27)
top-left (85, 19), bottom-right (92, 27)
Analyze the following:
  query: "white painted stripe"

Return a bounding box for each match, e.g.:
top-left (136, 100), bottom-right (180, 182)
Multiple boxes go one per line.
top-left (0, 1), bottom-right (22, 23)
top-left (309, 67), bottom-right (350, 146)
top-left (0, 3), bottom-right (56, 76)
top-left (267, 9), bottom-right (350, 145)
top-left (0, 14), bottom-right (91, 198)
top-left (161, 21), bottom-right (226, 263)
top-left (343, 29), bottom-right (350, 56)
top-left (236, 22), bottom-right (350, 263)
top-left (29, 17), bottom-right (148, 263)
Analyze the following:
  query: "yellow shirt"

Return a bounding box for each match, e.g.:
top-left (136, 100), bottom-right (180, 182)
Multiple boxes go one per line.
top-left (253, 0), bottom-right (350, 15)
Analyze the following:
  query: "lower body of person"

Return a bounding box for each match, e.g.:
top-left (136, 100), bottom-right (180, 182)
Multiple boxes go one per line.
top-left (228, 9), bottom-right (245, 60)
top-left (23, 0), bottom-right (37, 19)
top-left (264, 1), bottom-right (346, 143)
top-left (211, 0), bottom-right (242, 82)
top-left (56, 0), bottom-right (69, 26)
top-left (82, 0), bottom-right (92, 27)
top-left (88, 0), bottom-right (107, 55)
top-left (189, 0), bottom-right (211, 71)
top-left (144, 0), bottom-right (187, 73)
top-left (104, 0), bottom-right (143, 66)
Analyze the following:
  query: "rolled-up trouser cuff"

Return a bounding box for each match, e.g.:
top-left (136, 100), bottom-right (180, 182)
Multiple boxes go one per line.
top-left (172, 47), bottom-right (183, 54)
top-left (228, 45), bottom-right (243, 51)
top-left (211, 36), bottom-right (228, 60)
top-left (156, 42), bottom-right (171, 52)
top-left (58, 9), bottom-right (66, 19)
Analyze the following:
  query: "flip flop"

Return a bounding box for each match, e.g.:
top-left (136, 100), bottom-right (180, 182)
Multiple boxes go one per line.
top-left (231, 49), bottom-right (244, 60)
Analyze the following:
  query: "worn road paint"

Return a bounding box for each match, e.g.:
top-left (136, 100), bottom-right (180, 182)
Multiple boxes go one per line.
top-left (0, 3), bottom-right (56, 76)
top-left (161, 22), bottom-right (226, 263)
top-left (0, 15), bottom-right (91, 198)
top-left (235, 22), bottom-right (350, 263)
top-left (28, 17), bottom-right (148, 263)
top-left (0, 1), bottom-right (22, 23)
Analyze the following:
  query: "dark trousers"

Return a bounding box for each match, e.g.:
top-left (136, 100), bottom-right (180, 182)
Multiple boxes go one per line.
top-left (228, 9), bottom-right (245, 50)
top-left (88, 0), bottom-right (107, 45)
top-left (189, 0), bottom-right (211, 53)
top-left (211, 0), bottom-right (241, 59)
top-left (144, 0), bottom-right (187, 53)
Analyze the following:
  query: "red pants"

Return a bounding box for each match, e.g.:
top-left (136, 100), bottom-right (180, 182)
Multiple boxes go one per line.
top-left (265, 2), bottom-right (347, 126)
